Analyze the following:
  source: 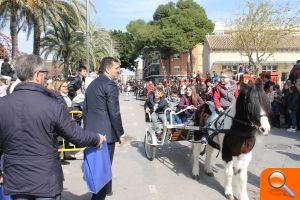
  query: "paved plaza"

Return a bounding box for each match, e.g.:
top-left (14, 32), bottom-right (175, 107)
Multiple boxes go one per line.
top-left (61, 94), bottom-right (300, 200)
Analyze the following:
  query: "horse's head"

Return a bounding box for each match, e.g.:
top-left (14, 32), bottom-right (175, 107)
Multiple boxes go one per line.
top-left (235, 79), bottom-right (271, 136)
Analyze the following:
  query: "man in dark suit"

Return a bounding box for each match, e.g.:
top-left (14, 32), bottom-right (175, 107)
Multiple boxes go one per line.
top-left (85, 57), bottom-right (125, 200)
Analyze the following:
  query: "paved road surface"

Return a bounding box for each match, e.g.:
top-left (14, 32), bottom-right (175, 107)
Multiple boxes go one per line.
top-left (61, 94), bottom-right (300, 200)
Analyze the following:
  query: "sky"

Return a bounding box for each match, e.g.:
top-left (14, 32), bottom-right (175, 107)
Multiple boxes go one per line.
top-left (2, 0), bottom-right (299, 54)
top-left (93, 0), bottom-right (242, 31)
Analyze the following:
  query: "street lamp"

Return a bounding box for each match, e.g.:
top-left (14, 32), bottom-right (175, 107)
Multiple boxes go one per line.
top-left (86, 0), bottom-right (90, 72)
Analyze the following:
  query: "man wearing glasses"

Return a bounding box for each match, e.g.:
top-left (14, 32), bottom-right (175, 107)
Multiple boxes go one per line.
top-left (0, 55), bottom-right (106, 200)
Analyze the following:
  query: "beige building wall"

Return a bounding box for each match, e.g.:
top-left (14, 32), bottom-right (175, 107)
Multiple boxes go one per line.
top-left (208, 50), bottom-right (300, 72)
top-left (135, 58), bottom-right (143, 80)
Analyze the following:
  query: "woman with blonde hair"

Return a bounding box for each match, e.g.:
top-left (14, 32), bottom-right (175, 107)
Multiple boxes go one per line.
top-left (53, 80), bottom-right (72, 108)
top-left (53, 80), bottom-right (74, 164)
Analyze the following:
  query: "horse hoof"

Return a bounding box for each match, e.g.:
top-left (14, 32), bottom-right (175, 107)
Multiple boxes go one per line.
top-left (192, 175), bottom-right (200, 180)
top-left (205, 171), bottom-right (214, 177)
top-left (225, 194), bottom-right (235, 200)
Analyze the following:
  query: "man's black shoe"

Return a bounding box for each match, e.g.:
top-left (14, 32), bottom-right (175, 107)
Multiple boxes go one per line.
top-left (61, 160), bottom-right (70, 165)
top-left (107, 191), bottom-right (113, 196)
top-left (65, 156), bottom-right (76, 160)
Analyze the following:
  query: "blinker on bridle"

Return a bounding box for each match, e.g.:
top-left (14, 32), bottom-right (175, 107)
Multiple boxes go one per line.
top-left (222, 94), bottom-right (267, 132)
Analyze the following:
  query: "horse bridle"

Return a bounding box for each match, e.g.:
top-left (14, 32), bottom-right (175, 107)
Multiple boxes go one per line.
top-left (221, 111), bottom-right (268, 133)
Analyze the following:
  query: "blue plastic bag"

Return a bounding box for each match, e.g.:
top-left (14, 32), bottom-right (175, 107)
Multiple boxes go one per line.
top-left (0, 185), bottom-right (12, 200)
top-left (83, 142), bottom-right (112, 194)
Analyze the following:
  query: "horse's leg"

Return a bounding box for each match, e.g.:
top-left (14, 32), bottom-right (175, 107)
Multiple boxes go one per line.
top-left (224, 161), bottom-right (234, 200)
top-left (192, 110), bottom-right (202, 180)
top-left (192, 142), bottom-right (202, 180)
top-left (204, 144), bottom-right (214, 176)
top-left (237, 152), bottom-right (252, 200)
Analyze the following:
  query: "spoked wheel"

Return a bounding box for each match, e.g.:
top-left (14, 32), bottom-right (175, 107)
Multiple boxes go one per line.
top-left (144, 129), bottom-right (157, 161)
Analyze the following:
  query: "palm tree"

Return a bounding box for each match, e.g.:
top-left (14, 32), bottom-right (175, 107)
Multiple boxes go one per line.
top-left (41, 20), bottom-right (84, 77)
top-left (0, 0), bottom-right (93, 58)
top-left (90, 27), bottom-right (115, 71)
top-left (0, 0), bottom-right (19, 60)
top-left (19, 0), bottom-right (89, 56)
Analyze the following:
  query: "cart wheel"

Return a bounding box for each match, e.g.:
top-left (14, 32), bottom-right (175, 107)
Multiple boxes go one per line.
top-left (144, 129), bottom-right (157, 161)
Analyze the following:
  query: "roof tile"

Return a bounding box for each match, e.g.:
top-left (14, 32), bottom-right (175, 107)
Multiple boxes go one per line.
top-left (206, 34), bottom-right (300, 50)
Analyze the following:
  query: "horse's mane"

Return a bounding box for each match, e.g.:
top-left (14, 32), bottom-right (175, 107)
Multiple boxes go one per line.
top-left (222, 79), bottom-right (271, 162)
top-left (232, 79), bottom-right (271, 131)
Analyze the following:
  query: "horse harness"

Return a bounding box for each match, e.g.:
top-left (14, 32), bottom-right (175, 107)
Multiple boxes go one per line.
top-left (206, 110), bottom-right (267, 151)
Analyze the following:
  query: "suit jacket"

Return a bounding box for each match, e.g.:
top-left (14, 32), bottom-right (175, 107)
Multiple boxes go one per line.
top-left (85, 74), bottom-right (124, 143)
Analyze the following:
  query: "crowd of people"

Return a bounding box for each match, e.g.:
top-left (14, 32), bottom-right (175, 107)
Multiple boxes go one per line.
top-left (141, 61), bottom-right (300, 145)
top-left (143, 69), bottom-right (238, 144)
top-left (0, 55), bottom-right (124, 200)
top-left (1, 55), bottom-right (300, 199)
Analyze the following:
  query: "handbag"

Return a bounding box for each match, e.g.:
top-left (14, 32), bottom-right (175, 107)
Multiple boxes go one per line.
top-left (83, 142), bottom-right (112, 194)
top-left (0, 185), bottom-right (11, 200)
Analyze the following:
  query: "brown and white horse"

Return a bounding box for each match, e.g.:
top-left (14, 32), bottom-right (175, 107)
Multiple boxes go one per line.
top-left (192, 80), bottom-right (271, 200)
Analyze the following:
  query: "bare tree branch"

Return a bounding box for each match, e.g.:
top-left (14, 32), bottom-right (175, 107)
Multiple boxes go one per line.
top-left (231, 0), bottom-right (299, 74)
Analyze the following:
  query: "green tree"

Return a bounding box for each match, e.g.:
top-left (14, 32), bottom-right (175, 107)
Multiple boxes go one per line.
top-left (126, 19), bottom-right (158, 56)
top-left (111, 30), bottom-right (138, 71)
top-left (153, 0), bottom-right (214, 74)
top-left (153, 2), bottom-right (176, 21)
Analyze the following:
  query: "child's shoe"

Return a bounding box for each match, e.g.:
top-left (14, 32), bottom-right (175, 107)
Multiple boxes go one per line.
top-left (200, 136), bottom-right (208, 145)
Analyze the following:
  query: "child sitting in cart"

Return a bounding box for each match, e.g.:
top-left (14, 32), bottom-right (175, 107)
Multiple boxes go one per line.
top-left (166, 89), bottom-right (182, 125)
top-left (200, 69), bottom-right (238, 144)
top-left (144, 86), bottom-right (168, 134)
top-left (178, 85), bottom-right (204, 123)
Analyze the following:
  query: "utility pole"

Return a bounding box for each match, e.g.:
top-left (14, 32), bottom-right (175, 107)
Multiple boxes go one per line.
top-left (86, 0), bottom-right (90, 72)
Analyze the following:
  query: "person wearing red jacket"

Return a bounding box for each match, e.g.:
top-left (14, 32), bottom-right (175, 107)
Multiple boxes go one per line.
top-left (213, 69), bottom-right (238, 113)
top-left (199, 69), bottom-right (238, 145)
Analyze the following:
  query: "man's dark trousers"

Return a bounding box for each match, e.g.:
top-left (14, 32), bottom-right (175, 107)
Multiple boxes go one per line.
top-left (91, 143), bottom-right (115, 200)
top-left (12, 194), bottom-right (61, 200)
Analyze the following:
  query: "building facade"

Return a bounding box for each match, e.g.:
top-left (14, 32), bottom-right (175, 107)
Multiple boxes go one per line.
top-left (143, 44), bottom-right (204, 83)
top-left (203, 34), bottom-right (300, 83)
top-left (141, 23), bottom-right (300, 84)
top-left (135, 57), bottom-right (144, 80)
